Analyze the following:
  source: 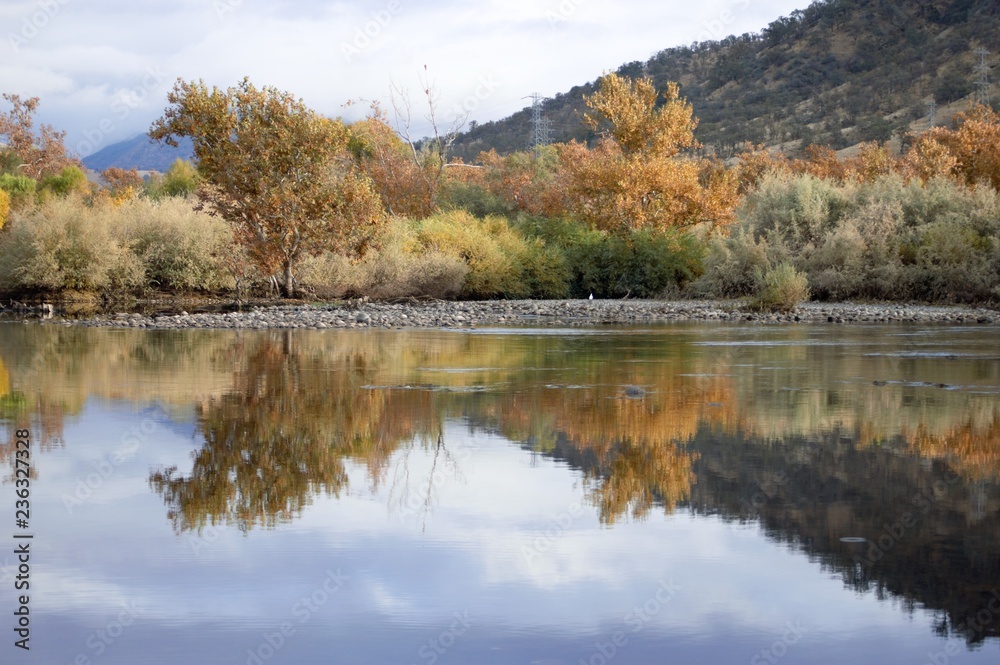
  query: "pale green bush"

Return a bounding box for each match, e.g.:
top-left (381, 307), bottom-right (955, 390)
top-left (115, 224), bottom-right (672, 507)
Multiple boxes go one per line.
top-left (0, 196), bottom-right (137, 292)
top-left (747, 262), bottom-right (810, 312)
top-left (0, 195), bottom-right (233, 294)
top-left (116, 198), bottom-right (233, 291)
top-left (301, 212), bottom-right (567, 300)
top-left (300, 218), bottom-right (468, 299)
top-left (698, 173), bottom-right (1000, 303)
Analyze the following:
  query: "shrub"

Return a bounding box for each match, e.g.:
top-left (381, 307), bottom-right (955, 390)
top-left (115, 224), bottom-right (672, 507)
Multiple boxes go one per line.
top-left (416, 211), bottom-right (568, 299)
top-left (571, 228), bottom-right (704, 298)
top-left (0, 196), bottom-right (137, 292)
top-left (299, 218), bottom-right (468, 300)
top-left (161, 159), bottom-right (201, 197)
top-left (0, 195), bottom-right (234, 295)
top-left (698, 173), bottom-right (1000, 304)
top-left (521, 216), bottom-right (704, 298)
top-left (747, 262), bottom-right (810, 312)
top-left (116, 197), bottom-right (233, 291)
top-left (0, 173), bottom-right (36, 209)
top-left (38, 165), bottom-right (89, 198)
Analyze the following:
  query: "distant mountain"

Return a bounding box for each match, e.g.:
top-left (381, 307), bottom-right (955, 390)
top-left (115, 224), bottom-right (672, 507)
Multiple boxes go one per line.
top-left (82, 134), bottom-right (194, 172)
top-left (451, 0), bottom-right (1000, 161)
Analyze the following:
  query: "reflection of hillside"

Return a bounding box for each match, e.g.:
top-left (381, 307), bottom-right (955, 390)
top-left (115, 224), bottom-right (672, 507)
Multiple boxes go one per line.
top-left (685, 424), bottom-right (1000, 645)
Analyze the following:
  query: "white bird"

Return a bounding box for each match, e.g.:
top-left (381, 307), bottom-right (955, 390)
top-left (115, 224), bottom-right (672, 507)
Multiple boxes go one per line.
top-left (588, 293), bottom-right (594, 300)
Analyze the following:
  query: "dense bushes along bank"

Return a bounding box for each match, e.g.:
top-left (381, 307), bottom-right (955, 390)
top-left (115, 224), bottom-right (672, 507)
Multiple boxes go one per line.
top-left (2, 170), bottom-right (999, 308)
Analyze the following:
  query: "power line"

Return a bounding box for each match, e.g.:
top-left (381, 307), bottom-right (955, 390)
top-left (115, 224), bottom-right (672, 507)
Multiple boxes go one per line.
top-left (524, 93), bottom-right (552, 152)
top-left (974, 47), bottom-right (991, 106)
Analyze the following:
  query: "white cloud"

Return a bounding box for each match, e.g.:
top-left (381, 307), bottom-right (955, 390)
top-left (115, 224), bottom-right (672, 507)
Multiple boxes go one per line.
top-left (3, 0), bottom-right (811, 154)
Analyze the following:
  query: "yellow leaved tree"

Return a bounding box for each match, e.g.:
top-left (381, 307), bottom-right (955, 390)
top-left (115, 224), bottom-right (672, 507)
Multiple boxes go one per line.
top-left (552, 73), bottom-right (739, 234)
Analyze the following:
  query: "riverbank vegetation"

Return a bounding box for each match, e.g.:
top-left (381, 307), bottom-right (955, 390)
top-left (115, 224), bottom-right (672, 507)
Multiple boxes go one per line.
top-left (1, 79), bottom-right (999, 309)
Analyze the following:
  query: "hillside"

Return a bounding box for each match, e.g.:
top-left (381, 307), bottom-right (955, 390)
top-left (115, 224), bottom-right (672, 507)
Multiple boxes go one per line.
top-left (451, 0), bottom-right (1000, 161)
top-left (82, 133), bottom-right (194, 172)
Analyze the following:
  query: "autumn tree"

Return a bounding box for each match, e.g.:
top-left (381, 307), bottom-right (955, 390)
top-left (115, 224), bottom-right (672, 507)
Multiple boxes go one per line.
top-left (150, 78), bottom-right (384, 296)
top-left (101, 167), bottom-right (143, 202)
top-left (552, 74), bottom-right (738, 234)
top-left (385, 66), bottom-right (468, 214)
top-left (0, 94), bottom-right (76, 180)
top-left (349, 103), bottom-right (433, 218)
top-left (902, 104), bottom-right (1000, 190)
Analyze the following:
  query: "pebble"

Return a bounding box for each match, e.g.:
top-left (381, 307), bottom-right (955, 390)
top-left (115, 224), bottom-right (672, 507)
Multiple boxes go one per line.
top-left (58, 299), bottom-right (999, 330)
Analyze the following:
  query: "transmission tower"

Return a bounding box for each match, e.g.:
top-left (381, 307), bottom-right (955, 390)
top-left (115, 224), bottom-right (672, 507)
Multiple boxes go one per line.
top-left (525, 93), bottom-right (552, 152)
top-left (974, 47), bottom-right (991, 106)
top-left (926, 99), bottom-right (937, 127)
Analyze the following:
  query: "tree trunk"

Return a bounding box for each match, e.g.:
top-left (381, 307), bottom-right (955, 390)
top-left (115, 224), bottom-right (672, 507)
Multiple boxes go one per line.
top-left (283, 261), bottom-right (294, 298)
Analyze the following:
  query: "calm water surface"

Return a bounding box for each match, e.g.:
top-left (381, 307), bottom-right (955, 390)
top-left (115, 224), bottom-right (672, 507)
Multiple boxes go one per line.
top-left (1, 322), bottom-right (999, 665)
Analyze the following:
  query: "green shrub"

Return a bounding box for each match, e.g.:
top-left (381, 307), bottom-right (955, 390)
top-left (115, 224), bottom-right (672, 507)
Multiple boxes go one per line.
top-left (698, 173), bottom-right (1000, 304)
top-left (747, 262), bottom-right (810, 312)
top-left (160, 159), bottom-right (201, 198)
top-left (439, 181), bottom-right (515, 218)
top-left (520, 216), bottom-right (704, 298)
top-left (0, 173), bottom-right (37, 209)
top-left (417, 211), bottom-right (568, 299)
top-left (38, 165), bottom-right (89, 198)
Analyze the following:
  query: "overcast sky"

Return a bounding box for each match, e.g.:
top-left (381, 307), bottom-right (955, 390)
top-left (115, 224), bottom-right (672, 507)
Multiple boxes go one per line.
top-left (2, 0), bottom-right (810, 158)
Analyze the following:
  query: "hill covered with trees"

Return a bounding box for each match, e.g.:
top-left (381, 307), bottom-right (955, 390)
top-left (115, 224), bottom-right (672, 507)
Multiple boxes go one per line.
top-left (451, 0), bottom-right (1000, 161)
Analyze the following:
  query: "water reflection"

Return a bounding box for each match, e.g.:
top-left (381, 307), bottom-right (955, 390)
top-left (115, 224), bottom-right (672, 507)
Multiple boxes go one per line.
top-left (2, 322), bottom-right (999, 657)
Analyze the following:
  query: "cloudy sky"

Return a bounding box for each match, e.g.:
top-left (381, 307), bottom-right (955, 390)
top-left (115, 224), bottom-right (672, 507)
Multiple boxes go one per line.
top-left (2, 0), bottom-right (809, 158)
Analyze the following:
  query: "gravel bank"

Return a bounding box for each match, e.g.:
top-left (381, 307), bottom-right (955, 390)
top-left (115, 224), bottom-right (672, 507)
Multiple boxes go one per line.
top-left (62, 299), bottom-right (999, 330)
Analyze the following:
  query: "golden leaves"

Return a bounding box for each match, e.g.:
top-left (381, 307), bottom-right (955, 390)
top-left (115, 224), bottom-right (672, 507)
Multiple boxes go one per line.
top-left (149, 78), bottom-right (386, 295)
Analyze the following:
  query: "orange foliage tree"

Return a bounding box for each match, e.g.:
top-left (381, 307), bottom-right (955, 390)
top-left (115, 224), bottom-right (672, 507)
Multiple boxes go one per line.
top-left (150, 78), bottom-right (385, 296)
top-left (100, 167), bottom-right (144, 202)
top-left (551, 74), bottom-right (738, 234)
top-left (349, 103), bottom-right (435, 218)
top-left (903, 104), bottom-right (1000, 189)
top-left (0, 93), bottom-right (76, 179)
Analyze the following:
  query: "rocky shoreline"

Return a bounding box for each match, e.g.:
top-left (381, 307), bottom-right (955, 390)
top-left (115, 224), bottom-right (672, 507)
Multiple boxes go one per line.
top-left (57, 299), bottom-right (999, 330)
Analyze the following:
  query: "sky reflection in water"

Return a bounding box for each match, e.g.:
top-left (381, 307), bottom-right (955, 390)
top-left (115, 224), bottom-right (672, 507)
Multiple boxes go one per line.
top-left (1, 322), bottom-right (999, 665)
